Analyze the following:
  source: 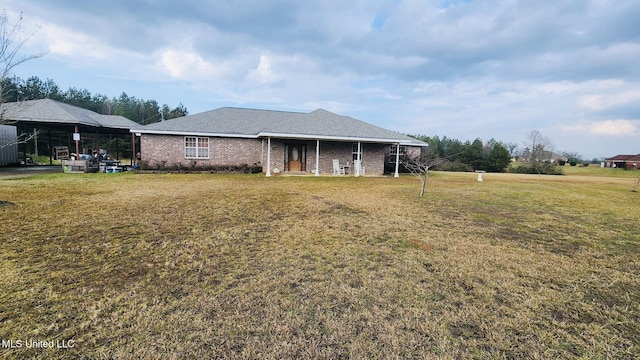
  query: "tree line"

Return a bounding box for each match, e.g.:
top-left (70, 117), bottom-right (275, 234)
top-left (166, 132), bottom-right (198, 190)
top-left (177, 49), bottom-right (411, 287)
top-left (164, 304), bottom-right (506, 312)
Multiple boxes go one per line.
top-left (409, 135), bottom-right (513, 173)
top-left (1, 76), bottom-right (188, 124)
top-left (409, 131), bottom-right (594, 174)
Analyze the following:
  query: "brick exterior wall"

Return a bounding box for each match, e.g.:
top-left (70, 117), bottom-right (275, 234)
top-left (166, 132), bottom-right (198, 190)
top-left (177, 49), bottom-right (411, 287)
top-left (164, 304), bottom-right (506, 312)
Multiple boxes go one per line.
top-left (361, 143), bottom-right (388, 175)
top-left (141, 135), bottom-right (262, 168)
top-left (141, 134), bottom-right (402, 175)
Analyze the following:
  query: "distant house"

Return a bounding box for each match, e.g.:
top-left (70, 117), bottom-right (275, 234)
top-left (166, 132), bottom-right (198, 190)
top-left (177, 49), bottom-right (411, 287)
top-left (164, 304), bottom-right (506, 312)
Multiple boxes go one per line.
top-left (549, 151), bottom-right (568, 164)
top-left (604, 154), bottom-right (640, 169)
top-left (132, 107), bottom-right (427, 176)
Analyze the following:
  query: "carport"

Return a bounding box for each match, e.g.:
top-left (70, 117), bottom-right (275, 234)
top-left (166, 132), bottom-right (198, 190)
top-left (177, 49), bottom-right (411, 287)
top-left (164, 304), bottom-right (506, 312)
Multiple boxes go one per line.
top-left (0, 99), bottom-right (141, 166)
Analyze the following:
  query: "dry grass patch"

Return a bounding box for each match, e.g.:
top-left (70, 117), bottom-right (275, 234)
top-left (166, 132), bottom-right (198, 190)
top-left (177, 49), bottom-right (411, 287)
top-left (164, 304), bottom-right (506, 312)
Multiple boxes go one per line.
top-left (1, 172), bottom-right (638, 359)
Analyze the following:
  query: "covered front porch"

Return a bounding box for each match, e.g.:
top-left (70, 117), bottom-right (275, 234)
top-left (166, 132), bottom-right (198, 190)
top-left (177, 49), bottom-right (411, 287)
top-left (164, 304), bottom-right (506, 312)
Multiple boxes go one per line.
top-left (261, 137), bottom-right (410, 177)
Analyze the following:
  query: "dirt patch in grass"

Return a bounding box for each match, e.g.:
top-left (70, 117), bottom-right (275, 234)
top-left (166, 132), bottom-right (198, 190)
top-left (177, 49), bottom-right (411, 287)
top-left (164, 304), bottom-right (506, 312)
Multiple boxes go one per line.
top-left (0, 200), bottom-right (15, 207)
top-left (1, 172), bottom-right (638, 358)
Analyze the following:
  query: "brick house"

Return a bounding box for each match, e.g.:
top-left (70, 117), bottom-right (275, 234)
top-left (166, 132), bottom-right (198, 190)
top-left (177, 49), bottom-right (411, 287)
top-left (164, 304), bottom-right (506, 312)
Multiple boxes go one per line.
top-left (133, 107), bottom-right (427, 176)
top-left (604, 154), bottom-right (640, 169)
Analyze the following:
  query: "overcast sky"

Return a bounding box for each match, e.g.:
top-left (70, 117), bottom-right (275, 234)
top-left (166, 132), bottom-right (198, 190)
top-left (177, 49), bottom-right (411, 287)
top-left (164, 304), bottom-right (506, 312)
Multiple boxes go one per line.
top-left (5, 0), bottom-right (640, 159)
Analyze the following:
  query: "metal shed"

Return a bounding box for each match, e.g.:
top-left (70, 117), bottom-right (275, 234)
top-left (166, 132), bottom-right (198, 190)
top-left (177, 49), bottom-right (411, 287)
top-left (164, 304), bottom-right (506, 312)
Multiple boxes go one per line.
top-left (0, 124), bottom-right (18, 166)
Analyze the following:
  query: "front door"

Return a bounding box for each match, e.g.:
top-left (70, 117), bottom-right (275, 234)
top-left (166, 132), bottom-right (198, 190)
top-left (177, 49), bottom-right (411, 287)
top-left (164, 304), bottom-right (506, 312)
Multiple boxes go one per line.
top-left (286, 144), bottom-right (305, 172)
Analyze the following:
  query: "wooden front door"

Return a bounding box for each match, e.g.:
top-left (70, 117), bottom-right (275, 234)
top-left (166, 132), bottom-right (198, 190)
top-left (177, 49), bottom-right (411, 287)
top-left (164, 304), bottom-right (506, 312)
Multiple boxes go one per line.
top-left (286, 144), bottom-right (306, 172)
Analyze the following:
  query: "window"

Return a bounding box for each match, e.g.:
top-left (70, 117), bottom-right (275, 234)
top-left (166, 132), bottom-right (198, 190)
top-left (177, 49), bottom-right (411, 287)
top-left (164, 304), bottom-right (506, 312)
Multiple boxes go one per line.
top-left (389, 145), bottom-right (407, 164)
top-left (185, 137), bottom-right (209, 159)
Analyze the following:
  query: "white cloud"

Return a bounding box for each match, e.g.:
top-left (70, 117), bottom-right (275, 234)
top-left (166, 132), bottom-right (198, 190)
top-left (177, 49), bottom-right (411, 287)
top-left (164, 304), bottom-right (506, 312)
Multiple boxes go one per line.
top-left (589, 119), bottom-right (638, 136)
top-left (562, 119), bottom-right (638, 137)
top-left (33, 22), bottom-right (110, 59)
top-left (578, 90), bottom-right (640, 110)
top-left (247, 54), bottom-right (279, 85)
top-left (534, 79), bottom-right (623, 96)
top-left (160, 50), bottom-right (204, 78)
top-left (158, 48), bottom-right (234, 81)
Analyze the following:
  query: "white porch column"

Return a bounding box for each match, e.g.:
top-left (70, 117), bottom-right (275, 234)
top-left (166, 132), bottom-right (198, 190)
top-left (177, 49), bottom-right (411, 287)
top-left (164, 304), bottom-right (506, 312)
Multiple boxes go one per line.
top-left (315, 139), bottom-right (320, 176)
top-left (266, 137), bottom-right (272, 177)
top-left (394, 143), bottom-right (400, 178)
top-left (355, 141), bottom-right (361, 177)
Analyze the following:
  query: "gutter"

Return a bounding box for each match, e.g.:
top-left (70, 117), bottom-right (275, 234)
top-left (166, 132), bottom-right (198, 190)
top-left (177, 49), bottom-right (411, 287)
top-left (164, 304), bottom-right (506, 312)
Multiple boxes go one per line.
top-left (132, 129), bottom-right (428, 146)
top-left (258, 132), bottom-right (426, 145)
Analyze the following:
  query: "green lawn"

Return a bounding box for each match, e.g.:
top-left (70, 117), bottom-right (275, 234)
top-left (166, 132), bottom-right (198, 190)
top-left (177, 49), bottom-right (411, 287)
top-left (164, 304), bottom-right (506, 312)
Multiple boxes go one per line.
top-left (561, 164), bottom-right (640, 178)
top-left (1, 172), bottom-right (638, 359)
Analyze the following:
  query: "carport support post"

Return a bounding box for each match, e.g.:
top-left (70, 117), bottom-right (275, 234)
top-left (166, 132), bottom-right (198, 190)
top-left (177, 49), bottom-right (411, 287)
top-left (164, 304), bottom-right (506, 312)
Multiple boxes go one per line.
top-left (315, 139), bottom-right (320, 176)
top-left (266, 137), bottom-right (272, 177)
top-left (95, 129), bottom-right (99, 160)
top-left (74, 126), bottom-right (79, 159)
top-left (130, 133), bottom-right (135, 166)
top-left (33, 128), bottom-right (38, 156)
top-left (115, 134), bottom-right (119, 160)
top-left (394, 143), bottom-right (400, 178)
top-left (48, 129), bottom-right (53, 165)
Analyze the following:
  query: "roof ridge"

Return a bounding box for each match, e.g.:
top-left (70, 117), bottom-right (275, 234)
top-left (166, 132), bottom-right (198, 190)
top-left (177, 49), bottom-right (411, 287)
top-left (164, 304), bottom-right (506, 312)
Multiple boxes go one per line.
top-left (220, 106), bottom-right (307, 115)
top-left (43, 99), bottom-right (103, 127)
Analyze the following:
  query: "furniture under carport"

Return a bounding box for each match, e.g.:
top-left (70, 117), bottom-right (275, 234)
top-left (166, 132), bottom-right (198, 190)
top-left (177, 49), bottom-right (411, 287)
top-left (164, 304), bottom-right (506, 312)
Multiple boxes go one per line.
top-left (0, 99), bottom-right (141, 168)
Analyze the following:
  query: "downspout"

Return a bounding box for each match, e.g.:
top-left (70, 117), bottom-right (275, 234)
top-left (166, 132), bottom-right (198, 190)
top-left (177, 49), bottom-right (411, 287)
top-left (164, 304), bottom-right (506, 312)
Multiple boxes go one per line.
top-left (315, 139), bottom-right (320, 176)
top-left (266, 137), bottom-right (272, 177)
top-left (394, 143), bottom-right (400, 178)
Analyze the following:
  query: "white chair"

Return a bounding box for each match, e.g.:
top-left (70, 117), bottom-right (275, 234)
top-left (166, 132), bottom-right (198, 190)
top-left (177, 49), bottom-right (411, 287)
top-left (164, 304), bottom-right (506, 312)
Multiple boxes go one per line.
top-left (332, 159), bottom-right (345, 175)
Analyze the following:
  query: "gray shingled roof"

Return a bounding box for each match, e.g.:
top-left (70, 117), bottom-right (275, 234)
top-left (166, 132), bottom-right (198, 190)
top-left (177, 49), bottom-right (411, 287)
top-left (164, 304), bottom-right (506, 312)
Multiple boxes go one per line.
top-left (136, 107), bottom-right (426, 145)
top-left (0, 99), bottom-right (141, 130)
top-left (605, 154), bottom-right (639, 161)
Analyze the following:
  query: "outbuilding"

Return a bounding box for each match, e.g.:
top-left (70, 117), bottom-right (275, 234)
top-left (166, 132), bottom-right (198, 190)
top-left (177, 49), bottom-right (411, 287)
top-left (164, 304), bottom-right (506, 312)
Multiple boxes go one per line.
top-left (0, 99), bottom-right (142, 166)
top-left (0, 124), bottom-right (18, 166)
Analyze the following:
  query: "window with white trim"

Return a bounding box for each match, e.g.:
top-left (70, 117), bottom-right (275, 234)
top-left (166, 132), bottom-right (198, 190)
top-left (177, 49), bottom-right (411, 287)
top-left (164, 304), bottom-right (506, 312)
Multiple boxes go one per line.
top-left (184, 136), bottom-right (209, 159)
top-left (389, 145), bottom-right (407, 164)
